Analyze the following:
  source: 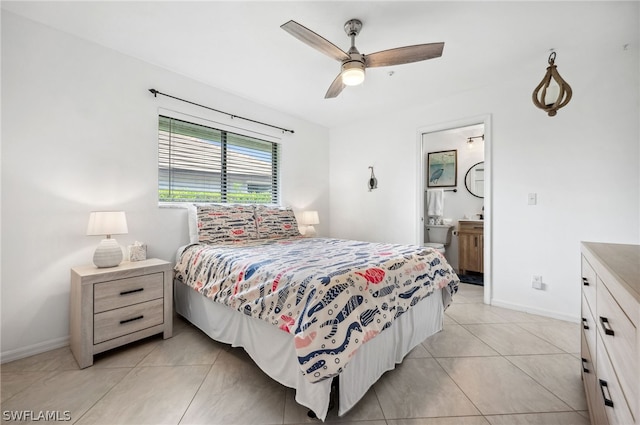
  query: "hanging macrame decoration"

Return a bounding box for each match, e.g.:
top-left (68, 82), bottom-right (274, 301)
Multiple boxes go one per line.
top-left (532, 51), bottom-right (573, 117)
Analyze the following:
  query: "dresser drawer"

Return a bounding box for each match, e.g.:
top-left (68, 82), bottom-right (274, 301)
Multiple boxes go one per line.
top-left (582, 255), bottom-right (597, 314)
top-left (597, 336), bottom-right (634, 425)
top-left (94, 298), bottom-right (164, 344)
top-left (582, 293), bottom-right (597, 360)
top-left (582, 331), bottom-right (608, 425)
top-left (94, 273), bottom-right (164, 313)
top-left (581, 330), bottom-right (596, 395)
top-left (597, 277), bottom-right (638, 418)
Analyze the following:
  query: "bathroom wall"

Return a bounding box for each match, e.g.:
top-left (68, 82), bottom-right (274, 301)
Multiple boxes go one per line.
top-left (422, 124), bottom-right (485, 270)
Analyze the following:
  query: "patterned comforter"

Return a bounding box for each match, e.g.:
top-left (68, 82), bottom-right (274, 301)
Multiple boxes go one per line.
top-left (175, 237), bottom-right (459, 383)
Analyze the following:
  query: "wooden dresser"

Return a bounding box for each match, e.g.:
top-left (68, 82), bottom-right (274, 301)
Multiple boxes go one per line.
top-left (70, 258), bottom-right (173, 368)
top-left (581, 242), bottom-right (640, 425)
top-left (458, 220), bottom-right (484, 274)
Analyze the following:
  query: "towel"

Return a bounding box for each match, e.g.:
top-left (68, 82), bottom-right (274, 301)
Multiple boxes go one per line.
top-left (427, 189), bottom-right (444, 216)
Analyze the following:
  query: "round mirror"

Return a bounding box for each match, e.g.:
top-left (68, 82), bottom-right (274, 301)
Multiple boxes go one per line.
top-left (464, 161), bottom-right (485, 198)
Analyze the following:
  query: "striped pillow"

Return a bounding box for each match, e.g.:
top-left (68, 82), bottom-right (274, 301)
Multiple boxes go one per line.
top-left (255, 205), bottom-right (301, 238)
top-left (197, 204), bottom-right (257, 244)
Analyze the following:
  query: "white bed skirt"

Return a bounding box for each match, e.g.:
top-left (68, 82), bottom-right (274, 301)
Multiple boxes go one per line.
top-left (174, 279), bottom-right (444, 421)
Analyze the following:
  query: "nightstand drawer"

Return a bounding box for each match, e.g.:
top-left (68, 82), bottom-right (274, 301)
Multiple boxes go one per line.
top-left (94, 298), bottom-right (164, 344)
top-left (94, 273), bottom-right (163, 313)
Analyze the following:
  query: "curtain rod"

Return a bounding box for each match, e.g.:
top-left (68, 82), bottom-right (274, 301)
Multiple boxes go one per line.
top-left (148, 88), bottom-right (295, 134)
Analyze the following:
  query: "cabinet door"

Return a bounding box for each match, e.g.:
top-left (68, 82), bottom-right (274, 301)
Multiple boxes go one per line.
top-left (459, 233), bottom-right (482, 274)
top-left (468, 234), bottom-right (482, 272)
top-left (458, 233), bottom-right (471, 274)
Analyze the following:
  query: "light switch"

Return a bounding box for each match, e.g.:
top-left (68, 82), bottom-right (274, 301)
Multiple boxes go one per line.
top-left (528, 193), bottom-right (537, 205)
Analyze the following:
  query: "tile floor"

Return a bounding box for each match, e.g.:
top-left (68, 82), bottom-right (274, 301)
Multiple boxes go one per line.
top-left (1, 283), bottom-right (590, 425)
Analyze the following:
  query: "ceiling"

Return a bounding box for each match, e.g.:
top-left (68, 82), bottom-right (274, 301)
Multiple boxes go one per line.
top-left (2, 1), bottom-right (636, 128)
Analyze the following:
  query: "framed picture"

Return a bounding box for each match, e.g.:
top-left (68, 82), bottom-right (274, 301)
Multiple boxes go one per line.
top-left (427, 150), bottom-right (457, 188)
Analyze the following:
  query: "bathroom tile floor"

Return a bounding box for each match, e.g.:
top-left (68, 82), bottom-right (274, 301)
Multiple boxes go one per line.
top-left (1, 283), bottom-right (589, 425)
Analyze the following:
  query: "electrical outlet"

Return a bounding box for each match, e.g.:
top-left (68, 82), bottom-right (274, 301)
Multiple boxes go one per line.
top-left (532, 275), bottom-right (543, 290)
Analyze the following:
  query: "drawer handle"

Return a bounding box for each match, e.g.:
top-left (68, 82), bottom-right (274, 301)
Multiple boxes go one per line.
top-left (599, 316), bottom-right (615, 336)
top-left (120, 315), bottom-right (144, 325)
top-left (582, 317), bottom-right (589, 330)
top-left (120, 288), bottom-right (144, 296)
top-left (581, 357), bottom-right (590, 373)
top-left (582, 277), bottom-right (589, 286)
top-left (599, 379), bottom-right (614, 408)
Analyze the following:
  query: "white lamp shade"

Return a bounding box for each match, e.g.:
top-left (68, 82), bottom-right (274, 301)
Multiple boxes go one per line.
top-left (300, 211), bottom-right (320, 226)
top-left (87, 211), bottom-right (128, 236)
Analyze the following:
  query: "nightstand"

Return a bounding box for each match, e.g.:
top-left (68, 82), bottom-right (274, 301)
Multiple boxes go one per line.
top-left (70, 258), bottom-right (173, 368)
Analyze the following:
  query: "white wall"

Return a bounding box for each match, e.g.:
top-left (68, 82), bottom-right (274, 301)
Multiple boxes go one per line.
top-left (329, 8), bottom-right (639, 321)
top-left (0, 12), bottom-right (330, 361)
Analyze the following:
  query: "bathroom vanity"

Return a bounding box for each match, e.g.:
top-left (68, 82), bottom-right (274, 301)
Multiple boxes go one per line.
top-left (458, 220), bottom-right (484, 275)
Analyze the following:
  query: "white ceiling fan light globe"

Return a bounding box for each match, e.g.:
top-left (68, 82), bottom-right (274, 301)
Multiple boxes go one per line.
top-left (341, 61), bottom-right (365, 86)
top-left (342, 68), bottom-right (365, 86)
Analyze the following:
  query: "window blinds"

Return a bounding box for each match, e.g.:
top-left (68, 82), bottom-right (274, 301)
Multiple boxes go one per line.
top-left (158, 115), bottom-right (279, 203)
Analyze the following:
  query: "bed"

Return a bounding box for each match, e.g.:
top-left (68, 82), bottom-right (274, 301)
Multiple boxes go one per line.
top-left (173, 204), bottom-right (459, 421)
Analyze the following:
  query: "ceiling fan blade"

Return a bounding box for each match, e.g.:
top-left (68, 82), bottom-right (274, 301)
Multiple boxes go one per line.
top-left (364, 42), bottom-right (444, 68)
top-left (281, 20), bottom-right (350, 62)
top-left (325, 73), bottom-right (346, 99)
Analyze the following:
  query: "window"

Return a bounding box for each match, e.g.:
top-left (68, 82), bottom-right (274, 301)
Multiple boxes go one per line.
top-left (158, 115), bottom-right (279, 204)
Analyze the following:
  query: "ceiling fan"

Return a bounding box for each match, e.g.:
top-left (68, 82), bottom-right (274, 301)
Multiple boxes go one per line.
top-left (281, 19), bottom-right (444, 99)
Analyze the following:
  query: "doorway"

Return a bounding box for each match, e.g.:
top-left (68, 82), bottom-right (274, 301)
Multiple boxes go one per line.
top-left (417, 116), bottom-right (491, 304)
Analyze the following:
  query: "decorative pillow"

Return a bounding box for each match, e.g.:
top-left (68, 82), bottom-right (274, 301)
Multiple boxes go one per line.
top-left (197, 204), bottom-right (258, 244)
top-left (255, 205), bottom-right (301, 238)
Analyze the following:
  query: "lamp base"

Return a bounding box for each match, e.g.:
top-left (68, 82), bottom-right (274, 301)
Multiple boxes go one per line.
top-left (304, 225), bottom-right (317, 237)
top-left (93, 238), bottom-right (123, 268)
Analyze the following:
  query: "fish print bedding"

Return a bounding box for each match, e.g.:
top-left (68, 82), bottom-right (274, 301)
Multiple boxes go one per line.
top-left (174, 237), bottom-right (459, 383)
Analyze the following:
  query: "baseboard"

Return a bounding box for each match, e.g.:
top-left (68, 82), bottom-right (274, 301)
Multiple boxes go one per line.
top-left (1, 336), bottom-right (69, 364)
top-left (491, 298), bottom-right (579, 323)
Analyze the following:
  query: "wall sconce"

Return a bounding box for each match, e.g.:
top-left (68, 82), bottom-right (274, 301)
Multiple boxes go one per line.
top-left (532, 51), bottom-right (572, 116)
top-left (467, 134), bottom-right (484, 149)
top-left (368, 166), bottom-right (378, 191)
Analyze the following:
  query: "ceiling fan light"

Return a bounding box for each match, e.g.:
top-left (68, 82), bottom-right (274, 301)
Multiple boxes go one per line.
top-left (341, 61), bottom-right (365, 86)
top-left (342, 68), bottom-right (365, 86)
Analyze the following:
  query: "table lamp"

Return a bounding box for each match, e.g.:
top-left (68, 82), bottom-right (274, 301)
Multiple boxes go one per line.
top-left (86, 211), bottom-right (128, 268)
top-left (300, 211), bottom-right (319, 237)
